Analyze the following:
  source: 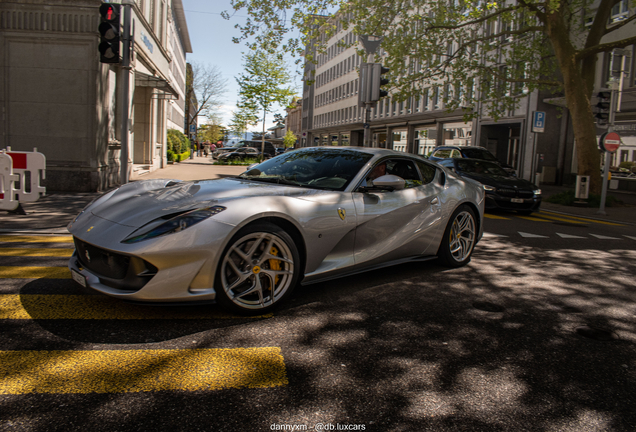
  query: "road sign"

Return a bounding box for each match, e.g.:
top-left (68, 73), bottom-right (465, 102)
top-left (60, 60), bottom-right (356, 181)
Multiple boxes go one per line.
top-left (532, 111), bottom-right (545, 133)
top-left (599, 131), bottom-right (621, 153)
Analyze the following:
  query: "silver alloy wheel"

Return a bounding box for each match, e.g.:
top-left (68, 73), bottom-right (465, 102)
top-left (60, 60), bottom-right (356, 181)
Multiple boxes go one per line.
top-left (448, 210), bottom-right (476, 262)
top-left (220, 232), bottom-right (295, 310)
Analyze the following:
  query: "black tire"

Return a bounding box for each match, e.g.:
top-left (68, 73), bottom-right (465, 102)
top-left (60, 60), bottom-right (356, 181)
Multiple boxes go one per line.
top-left (437, 205), bottom-right (477, 268)
top-left (215, 222), bottom-right (300, 315)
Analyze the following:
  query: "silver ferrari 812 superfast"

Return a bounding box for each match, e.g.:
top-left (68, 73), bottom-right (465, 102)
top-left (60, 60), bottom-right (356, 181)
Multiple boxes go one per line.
top-left (68, 147), bottom-right (485, 314)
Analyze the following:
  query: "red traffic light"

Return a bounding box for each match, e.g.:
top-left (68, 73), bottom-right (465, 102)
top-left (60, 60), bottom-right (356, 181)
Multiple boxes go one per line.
top-left (99, 3), bottom-right (120, 23)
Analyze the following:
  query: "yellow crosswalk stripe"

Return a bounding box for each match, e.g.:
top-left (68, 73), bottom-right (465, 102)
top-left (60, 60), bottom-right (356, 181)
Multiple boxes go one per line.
top-left (0, 235), bottom-right (73, 243)
top-left (0, 248), bottom-right (74, 257)
top-left (0, 266), bottom-right (70, 279)
top-left (537, 211), bottom-right (624, 226)
top-left (0, 347), bottom-right (288, 394)
top-left (484, 214), bottom-right (510, 220)
top-left (0, 294), bottom-right (272, 320)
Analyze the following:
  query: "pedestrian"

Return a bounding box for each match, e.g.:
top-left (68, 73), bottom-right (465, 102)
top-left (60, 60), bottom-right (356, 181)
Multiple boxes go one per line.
top-left (203, 142), bottom-right (209, 157)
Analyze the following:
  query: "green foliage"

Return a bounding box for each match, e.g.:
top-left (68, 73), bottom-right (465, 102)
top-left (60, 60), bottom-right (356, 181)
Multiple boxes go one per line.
top-left (619, 161), bottom-right (636, 172)
top-left (213, 157), bottom-right (260, 166)
top-left (198, 118), bottom-right (227, 143)
top-left (236, 50), bottom-right (296, 124)
top-left (283, 130), bottom-right (297, 148)
top-left (168, 129), bottom-right (190, 154)
top-left (229, 97), bottom-right (260, 137)
top-left (545, 189), bottom-right (624, 208)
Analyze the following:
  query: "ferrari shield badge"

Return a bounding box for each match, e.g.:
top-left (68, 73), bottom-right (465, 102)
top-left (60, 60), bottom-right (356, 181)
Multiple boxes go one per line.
top-left (338, 208), bottom-right (346, 220)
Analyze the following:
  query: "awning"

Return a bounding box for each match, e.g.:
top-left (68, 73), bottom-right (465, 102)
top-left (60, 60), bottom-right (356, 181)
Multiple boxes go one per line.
top-left (135, 71), bottom-right (179, 100)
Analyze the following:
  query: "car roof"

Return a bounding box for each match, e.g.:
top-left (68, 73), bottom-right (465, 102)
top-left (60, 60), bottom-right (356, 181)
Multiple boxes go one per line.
top-left (434, 145), bottom-right (489, 151)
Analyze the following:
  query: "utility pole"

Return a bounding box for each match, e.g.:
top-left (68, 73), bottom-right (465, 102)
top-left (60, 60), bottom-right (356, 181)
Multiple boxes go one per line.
top-left (598, 49), bottom-right (630, 215)
top-left (119, 1), bottom-right (132, 185)
top-left (359, 36), bottom-right (383, 147)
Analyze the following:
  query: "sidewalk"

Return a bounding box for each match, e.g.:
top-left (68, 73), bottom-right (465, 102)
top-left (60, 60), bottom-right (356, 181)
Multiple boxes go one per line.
top-left (1, 156), bottom-right (633, 233)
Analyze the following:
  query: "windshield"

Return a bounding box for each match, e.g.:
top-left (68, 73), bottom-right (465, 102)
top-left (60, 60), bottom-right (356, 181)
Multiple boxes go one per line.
top-left (461, 148), bottom-right (499, 162)
top-left (238, 148), bottom-right (373, 191)
top-left (456, 159), bottom-right (508, 176)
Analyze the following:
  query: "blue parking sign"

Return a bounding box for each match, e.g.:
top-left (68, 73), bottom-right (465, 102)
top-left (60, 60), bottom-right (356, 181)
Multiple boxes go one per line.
top-left (532, 111), bottom-right (545, 133)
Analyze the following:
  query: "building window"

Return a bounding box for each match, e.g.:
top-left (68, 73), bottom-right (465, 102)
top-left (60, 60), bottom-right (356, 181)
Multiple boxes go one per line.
top-left (611, 0), bottom-right (629, 23)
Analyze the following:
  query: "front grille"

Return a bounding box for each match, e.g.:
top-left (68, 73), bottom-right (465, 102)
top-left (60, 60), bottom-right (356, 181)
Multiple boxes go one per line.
top-left (74, 238), bottom-right (129, 279)
top-left (496, 188), bottom-right (533, 198)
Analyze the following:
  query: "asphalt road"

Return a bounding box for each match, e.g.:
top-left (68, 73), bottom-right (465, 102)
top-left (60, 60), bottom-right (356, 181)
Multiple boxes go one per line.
top-left (1, 210), bottom-right (635, 431)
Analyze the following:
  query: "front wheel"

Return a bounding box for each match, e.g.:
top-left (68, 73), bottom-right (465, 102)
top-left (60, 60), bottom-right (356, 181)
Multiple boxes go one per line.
top-left (437, 205), bottom-right (477, 268)
top-left (215, 223), bottom-right (300, 315)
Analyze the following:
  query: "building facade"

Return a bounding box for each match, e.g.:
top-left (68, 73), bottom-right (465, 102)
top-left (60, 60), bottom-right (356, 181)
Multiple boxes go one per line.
top-left (0, 0), bottom-right (191, 191)
top-left (301, 3), bottom-right (636, 186)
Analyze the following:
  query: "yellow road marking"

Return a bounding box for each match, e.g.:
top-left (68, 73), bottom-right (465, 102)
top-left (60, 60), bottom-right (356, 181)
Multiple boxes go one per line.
top-left (538, 211), bottom-right (624, 226)
top-left (0, 266), bottom-right (70, 279)
top-left (517, 216), bottom-right (549, 222)
top-left (0, 235), bottom-right (73, 243)
top-left (484, 214), bottom-right (510, 220)
top-left (0, 294), bottom-right (272, 320)
top-left (0, 347), bottom-right (287, 394)
top-left (0, 248), bottom-right (74, 257)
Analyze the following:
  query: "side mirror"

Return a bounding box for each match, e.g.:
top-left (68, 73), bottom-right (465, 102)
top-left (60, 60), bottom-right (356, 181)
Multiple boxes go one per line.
top-left (370, 174), bottom-right (406, 191)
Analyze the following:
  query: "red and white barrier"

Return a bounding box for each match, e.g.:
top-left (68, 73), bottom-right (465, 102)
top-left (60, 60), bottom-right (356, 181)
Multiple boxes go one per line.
top-left (0, 147), bottom-right (46, 211)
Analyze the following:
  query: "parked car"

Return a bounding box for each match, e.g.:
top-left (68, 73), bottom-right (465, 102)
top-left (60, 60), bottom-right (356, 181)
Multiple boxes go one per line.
top-left (213, 140), bottom-right (276, 159)
top-left (429, 145), bottom-right (517, 176)
top-left (68, 147), bottom-right (484, 315)
top-left (217, 147), bottom-right (263, 162)
top-left (437, 158), bottom-right (541, 215)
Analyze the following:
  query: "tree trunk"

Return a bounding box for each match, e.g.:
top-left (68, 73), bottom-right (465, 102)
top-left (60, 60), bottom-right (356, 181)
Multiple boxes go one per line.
top-left (546, 12), bottom-right (602, 194)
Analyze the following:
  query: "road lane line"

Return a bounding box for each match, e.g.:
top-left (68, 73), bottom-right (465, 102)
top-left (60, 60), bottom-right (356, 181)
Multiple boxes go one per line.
top-left (0, 294), bottom-right (272, 320)
top-left (0, 248), bottom-right (74, 257)
top-left (0, 347), bottom-right (288, 394)
top-left (537, 211), bottom-right (624, 226)
top-left (0, 266), bottom-right (70, 279)
top-left (517, 216), bottom-right (550, 222)
top-left (531, 213), bottom-right (588, 224)
top-left (484, 214), bottom-right (510, 220)
top-left (0, 235), bottom-right (74, 243)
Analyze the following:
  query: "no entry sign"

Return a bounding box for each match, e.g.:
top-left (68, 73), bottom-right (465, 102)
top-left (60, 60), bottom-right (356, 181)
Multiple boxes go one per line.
top-left (599, 132), bottom-right (621, 153)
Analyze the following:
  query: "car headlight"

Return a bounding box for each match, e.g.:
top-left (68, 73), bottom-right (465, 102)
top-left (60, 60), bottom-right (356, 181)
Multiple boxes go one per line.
top-left (122, 206), bottom-right (226, 244)
top-left (482, 185), bottom-right (496, 191)
top-left (534, 189), bottom-right (542, 196)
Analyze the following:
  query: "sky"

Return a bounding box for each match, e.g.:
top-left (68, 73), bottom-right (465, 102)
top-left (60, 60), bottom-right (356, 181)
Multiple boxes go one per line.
top-left (182, 0), bottom-right (304, 133)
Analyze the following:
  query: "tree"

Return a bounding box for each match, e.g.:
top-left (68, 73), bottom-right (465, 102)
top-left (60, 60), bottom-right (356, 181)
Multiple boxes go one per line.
top-left (226, 0), bottom-right (636, 194)
top-left (229, 97), bottom-right (260, 140)
top-left (283, 129), bottom-right (298, 148)
top-left (198, 115), bottom-right (227, 143)
top-left (236, 50), bottom-right (296, 161)
top-left (274, 113), bottom-right (286, 126)
top-left (185, 62), bottom-right (228, 131)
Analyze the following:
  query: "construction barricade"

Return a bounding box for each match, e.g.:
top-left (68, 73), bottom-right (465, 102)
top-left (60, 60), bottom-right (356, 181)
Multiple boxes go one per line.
top-left (0, 147), bottom-right (46, 211)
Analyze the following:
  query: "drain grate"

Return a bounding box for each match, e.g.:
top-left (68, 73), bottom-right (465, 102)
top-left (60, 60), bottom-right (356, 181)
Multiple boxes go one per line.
top-left (473, 301), bottom-right (505, 313)
top-left (575, 325), bottom-right (617, 341)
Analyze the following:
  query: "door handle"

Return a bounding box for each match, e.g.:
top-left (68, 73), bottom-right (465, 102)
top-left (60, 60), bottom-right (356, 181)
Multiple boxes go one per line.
top-left (430, 197), bottom-right (439, 205)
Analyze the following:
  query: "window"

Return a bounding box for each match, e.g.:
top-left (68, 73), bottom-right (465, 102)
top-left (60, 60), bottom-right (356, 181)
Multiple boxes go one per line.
top-left (416, 161), bottom-right (436, 184)
top-left (611, 0), bottom-right (629, 23)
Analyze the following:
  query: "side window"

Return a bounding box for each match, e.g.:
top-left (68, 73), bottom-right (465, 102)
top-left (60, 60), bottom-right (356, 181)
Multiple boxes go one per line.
top-left (416, 161), bottom-right (437, 185)
top-left (433, 149), bottom-right (452, 158)
top-left (451, 149), bottom-right (461, 158)
top-left (386, 159), bottom-right (421, 189)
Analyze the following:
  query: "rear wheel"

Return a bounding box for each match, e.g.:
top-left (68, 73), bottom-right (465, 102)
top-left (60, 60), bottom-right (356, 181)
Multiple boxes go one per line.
top-left (437, 205), bottom-right (477, 267)
top-left (215, 223), bottom-right (300, 315)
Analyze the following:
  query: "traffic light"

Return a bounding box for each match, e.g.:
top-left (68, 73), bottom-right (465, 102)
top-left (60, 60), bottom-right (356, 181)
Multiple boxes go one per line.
top-left (358, 63), bottom-right (373, 106)
top-left (371, 64), bottom-right (390, 101)
top-left (98, 3), bottom-right (121, 64)
top-left (594, 91), bottom-right (611, 125)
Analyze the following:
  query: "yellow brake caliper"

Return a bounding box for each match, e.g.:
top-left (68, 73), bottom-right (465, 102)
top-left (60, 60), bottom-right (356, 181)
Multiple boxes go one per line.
top-left (269, 247), bottom-right (281, 286)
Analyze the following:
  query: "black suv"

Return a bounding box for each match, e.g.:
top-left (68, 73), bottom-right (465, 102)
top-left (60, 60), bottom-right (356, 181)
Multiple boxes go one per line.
top-left (213, 140), bottom-right (277, 159)
top-left (428, 145), bottom-right (516, 176)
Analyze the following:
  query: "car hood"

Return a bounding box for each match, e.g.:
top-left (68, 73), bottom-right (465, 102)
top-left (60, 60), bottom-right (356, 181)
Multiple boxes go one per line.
top-left (460, 173), bottom-right (536, 190)
top-left (90, 178), bottom-right (335, 227)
